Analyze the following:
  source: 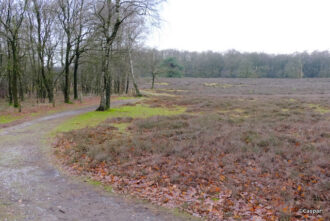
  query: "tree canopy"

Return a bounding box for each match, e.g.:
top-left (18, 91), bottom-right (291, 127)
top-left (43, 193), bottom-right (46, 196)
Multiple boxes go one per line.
top-left (160, 57), bottom-right (183, 78)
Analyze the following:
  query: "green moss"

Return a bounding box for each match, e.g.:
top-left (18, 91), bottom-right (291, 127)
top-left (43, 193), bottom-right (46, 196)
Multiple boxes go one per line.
top-left (114, 96), bottom-right (137, 100)
top-left (307, 104), bottom-right (330, 114)
top-left (155, 82), bottom-right (169, 86)
top-left (203, 83), bottom-right (239, 88)
top-left (88, 179), bottom-right (102, 186)
top-left (157, 89), bottom-right (186, 92)
top-left (0, 115), bottom-right (22, 124)
top-left (233, 108), bottom-right (245, 113)
top-left (54, 104), bottom-right (186, 133)
top-left (86, 179), bottom-right (113, 193)
top-left (218, 108), bottom-right (246, 114)
top-left (203, 82), bottom-right (218, 87)
top-left (229, 113), bottom-right (249, 120)
top-left (141, 90), bottom-right (176, 97)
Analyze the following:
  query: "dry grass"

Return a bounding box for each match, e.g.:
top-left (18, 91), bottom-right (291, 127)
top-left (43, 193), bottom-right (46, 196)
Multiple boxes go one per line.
top-left (139, 77), bottom-right (330, 96)
top-left (55, 79), bottom-right (330, 220)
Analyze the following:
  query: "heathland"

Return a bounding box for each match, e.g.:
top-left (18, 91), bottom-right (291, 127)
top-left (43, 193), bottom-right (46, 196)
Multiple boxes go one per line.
top-left (52, 78), bottom-right (329, 220)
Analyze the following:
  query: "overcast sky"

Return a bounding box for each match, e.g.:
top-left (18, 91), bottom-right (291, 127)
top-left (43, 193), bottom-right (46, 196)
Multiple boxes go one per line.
top-left (146, 0), bottom-right (330, 54)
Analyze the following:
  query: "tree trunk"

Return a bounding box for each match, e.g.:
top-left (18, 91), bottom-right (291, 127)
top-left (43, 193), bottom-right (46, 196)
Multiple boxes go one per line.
top-left (97, 0), bottom-right (122, 111)
top-left (11, 41), bottom-right (20, 108)
top-left (125, 71), bottom-right (129, 94)
top-left (97, 45), bottom-right (110, 111)
top-left (105, 73), bottom-right (111, 109)
top-left (73, 45), bottom-right (80, 100)
top-left (151, 73), bottom-right (155, 89)
top-left (128, 49), bottom-right (141, 96)
top-left (73, 55), bottom-right (79, 100)
top-left (6, 42), bottom-right (12, 104)
top-left (96, 72), bottom-right (107, 111)
top-left (40, 72), bottom-right (54, 104)
top-left (8, 71), bottom-right (12, 104)
top-left (19, 74), bottom-right (24, 101)
top-left (64, 38), bottom-right (71, 103)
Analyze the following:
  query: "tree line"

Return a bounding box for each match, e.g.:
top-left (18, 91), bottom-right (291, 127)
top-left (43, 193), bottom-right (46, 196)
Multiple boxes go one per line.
top-left (135, 49), bottom-right (330, 79)
top-left (0, 0), bottom-right (162, 110)
top-left (1, 1), bottom-right (329, 112)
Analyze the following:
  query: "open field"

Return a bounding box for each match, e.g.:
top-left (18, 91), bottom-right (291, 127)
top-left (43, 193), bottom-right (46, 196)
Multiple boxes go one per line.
top-left (54, 78), bottom-right (329, 220)
top-left (140, 77), bottom-right (330, 96)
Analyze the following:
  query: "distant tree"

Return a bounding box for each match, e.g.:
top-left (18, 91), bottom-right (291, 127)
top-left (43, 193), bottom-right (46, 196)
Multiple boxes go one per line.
top-left (144, 49), bottom-right (161, 89)
top-left (123, 16), bottom-right (144, 97)
top-left (284, 58), bottom-right (301, 78)
top-left (160, 57), bottom-right (183, 78)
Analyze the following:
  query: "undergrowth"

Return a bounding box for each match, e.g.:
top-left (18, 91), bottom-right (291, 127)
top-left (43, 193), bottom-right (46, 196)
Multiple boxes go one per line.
top-left (55, 95), bottom-right (329, 220)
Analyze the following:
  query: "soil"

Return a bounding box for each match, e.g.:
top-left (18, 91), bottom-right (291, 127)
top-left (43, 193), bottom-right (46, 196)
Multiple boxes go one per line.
top-left (0, 100), bottom-right (188, 221)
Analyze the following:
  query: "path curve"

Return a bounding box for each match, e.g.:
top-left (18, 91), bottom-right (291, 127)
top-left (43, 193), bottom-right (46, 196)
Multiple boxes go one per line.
top-left (0, 100), bottom-right (187, 221)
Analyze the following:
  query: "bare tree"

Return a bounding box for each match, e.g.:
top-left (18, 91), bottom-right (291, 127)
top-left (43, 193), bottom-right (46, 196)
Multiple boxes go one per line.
top-left (30, 0), bottom-right (59, 104)
top-left (57, 0), bottom-right (82, 103)
top-left (72, 0), bottom-right (92, 100)
top-left (93, 0), bottom-right (123, 111)
top-left (0, 0), bottom-right (28, 108)
top-left (148, 49), bottom-right (161, 89)
top-left (93, 0), bottom-right (162, 110)
top-left (124, 17), bottom-right (144, 96)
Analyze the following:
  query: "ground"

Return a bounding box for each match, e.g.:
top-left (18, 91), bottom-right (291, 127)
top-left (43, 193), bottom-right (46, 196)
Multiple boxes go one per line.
top-left (55, 78), bottom-right (329, 220)
top-left (0, 100), bottom-right (192, 221)
top-left (0, 78), bottom-right (329, 220)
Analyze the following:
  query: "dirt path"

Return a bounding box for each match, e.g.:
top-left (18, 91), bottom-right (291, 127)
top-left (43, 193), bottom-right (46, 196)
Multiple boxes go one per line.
top-left (0, 100), bottom-right (188, 221)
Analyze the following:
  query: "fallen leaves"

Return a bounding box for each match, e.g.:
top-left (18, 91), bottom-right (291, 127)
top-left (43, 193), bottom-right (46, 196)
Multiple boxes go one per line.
top-left (53, 97), bottom-right (329, 221)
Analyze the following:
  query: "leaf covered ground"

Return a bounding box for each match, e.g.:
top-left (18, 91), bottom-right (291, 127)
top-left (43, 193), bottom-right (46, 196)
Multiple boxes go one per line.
top-left (54, 80), bottom-right (329, 220)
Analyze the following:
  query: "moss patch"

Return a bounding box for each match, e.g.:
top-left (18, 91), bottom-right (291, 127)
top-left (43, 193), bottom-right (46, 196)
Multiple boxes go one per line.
top-left (86, 179), bottom-right (113, 193)
top-left (141, 89), bottom-right (176, 97)
top-left (155, 82), bottom-right (169, 86)
top-left (203, 83), bottom-right (238, 88)
top-left (0, 115), bottom-right (22, 124)
top-left (218, 108), bottom-right (246, 114)
top-left (114, 96), bottom-right (137, 100)
top-left (157, 89), bottom-right (187, 92)
top-left (307, 104), bottom-right (330, 114)
top-left (203, 83), bottom-right (219, 87)
top-left (54, 104), bottom-right (186, 133)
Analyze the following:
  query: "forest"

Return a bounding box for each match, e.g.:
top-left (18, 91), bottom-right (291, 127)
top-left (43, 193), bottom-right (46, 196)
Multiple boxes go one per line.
top-left (1, 0), bottom-right (330, 112)
top-left (0, 0), bottom-right (161, 110)
top-left (135, 49), bottom-right (330, 78)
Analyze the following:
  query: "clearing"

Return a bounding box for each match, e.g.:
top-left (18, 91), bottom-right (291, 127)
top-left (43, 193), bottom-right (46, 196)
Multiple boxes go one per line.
top-left (55, 78), bottom-right (329, 220)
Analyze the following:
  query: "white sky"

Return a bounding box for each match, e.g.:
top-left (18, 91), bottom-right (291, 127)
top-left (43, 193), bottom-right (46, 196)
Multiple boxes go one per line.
top-left (146, 0), bottom-right (330, 54)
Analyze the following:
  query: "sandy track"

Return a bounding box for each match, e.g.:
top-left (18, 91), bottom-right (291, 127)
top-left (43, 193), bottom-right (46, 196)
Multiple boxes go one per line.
top-left (0, 100), bottom-right (187, 221)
